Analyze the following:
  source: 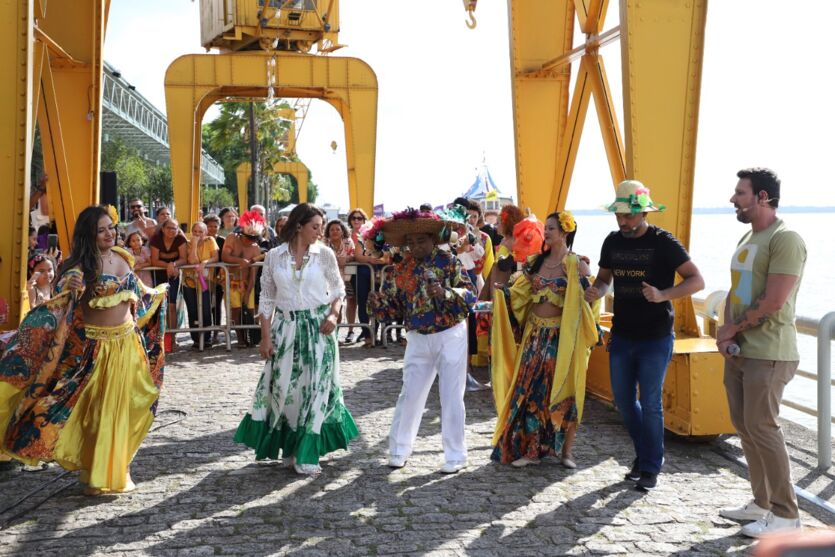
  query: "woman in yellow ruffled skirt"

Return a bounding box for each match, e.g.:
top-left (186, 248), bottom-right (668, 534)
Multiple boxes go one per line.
top-left (0, 205), bottom-right (167, 494)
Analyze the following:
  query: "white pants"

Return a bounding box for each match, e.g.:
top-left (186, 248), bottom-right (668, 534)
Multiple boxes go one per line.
top-left (389, 320), bottom-right (468, 463)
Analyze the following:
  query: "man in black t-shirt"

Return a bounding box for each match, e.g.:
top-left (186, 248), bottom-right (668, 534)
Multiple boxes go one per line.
top-left (585, 180), bottom-right (704, 491)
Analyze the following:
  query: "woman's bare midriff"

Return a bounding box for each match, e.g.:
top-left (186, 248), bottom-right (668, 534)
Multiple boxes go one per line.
top-left (82, 300), bottom-right (132, 327)
top-left (531, 300), bottom-right (563, 319)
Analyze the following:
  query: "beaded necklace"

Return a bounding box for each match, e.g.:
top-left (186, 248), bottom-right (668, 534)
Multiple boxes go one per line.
top-left (289, 251), bottom-right (311, 284)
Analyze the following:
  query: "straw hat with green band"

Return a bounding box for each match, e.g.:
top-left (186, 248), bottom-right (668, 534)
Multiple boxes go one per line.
top-left (605, 180), bottom-right (666, 214)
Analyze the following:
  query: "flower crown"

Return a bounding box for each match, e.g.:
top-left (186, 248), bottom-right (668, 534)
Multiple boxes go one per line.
top-left (361, 216), bottom-right (389, 253)
top-left (558, 211), bottom-right (576, 233)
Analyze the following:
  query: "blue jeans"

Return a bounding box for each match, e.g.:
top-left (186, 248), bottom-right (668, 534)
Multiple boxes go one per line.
top-left (609, 332), bottom-right (674, 474)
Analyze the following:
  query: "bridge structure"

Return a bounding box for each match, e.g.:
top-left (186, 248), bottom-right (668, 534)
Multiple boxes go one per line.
top-left (102, 61), bottom-right (225, 186)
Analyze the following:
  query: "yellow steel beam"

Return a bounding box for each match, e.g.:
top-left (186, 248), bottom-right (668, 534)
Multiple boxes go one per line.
top-left (236, 160), bottom-right (310, 210)
top-left (550, 55), bottom-right (594, 212)
top-left (587, 54), bottom-right (626, 185)
top-left (0, 0), bottom-right (34, 328)
top-left (37, 58), bottom-right (77, 250)
top-left (508, 0), bottom-right (575, 220)
top-left (36, 0), bottom-right (109, 250)
top-left (165, 52), bottom-right (377, 229)
top-left (236, 162), bottom-right (251, 211)
top-left (620, 0), bottom-right (708, 336)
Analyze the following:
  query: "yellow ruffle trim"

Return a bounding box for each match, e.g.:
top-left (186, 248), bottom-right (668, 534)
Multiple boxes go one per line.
top-left (88, 290), bottom-right (139, 310)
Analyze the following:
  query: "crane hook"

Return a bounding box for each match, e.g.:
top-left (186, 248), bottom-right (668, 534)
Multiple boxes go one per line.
top-left (464, 0), bottom-right (477, 30)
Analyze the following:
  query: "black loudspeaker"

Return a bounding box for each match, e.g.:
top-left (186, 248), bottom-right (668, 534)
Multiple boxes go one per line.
top-left (100, 172), bottom-right (118, 206)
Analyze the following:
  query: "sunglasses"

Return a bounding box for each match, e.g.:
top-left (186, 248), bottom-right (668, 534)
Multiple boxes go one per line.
top-left (350, 216), bottom-right (365, 221)
top-left (130, 204), bottom-right (142, 209)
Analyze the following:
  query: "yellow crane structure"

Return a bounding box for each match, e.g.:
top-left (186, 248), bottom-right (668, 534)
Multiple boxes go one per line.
top-left (164, 0), bottom-right (377, 230)
top-left (1, 0), bottom-right (109, 326)
top-left (1, 0), bottom-right (731, 436)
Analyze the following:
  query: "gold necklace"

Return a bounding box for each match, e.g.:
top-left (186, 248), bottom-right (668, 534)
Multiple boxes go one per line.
top-left (100, 249), bottom-right (113, 266)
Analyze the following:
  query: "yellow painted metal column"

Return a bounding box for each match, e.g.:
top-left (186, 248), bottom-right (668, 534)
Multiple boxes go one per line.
top-left (507, 0), bottom-right (575, 219)
top-left (36, 0), bottom-right (109, 250)
top-left (0, 0), bottom-right (35, 328)
top-left (620, 0), bottom-right (707, 336)
top-left (236, 162), bottom-right (251, 211)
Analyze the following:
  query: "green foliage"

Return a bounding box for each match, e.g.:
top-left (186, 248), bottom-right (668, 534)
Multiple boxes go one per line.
top-left (202, 101), bottom-right (318, 205)
top-left (203, 185), bottom-right (235, 210)
top-left (147, 164), bottom-right (173, 204)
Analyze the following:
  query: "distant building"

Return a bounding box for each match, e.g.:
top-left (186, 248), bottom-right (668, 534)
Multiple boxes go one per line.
top-left (460, 158), bottom-right (513, 224)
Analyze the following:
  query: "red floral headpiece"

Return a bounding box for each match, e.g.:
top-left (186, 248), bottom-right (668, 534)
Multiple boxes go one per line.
top-left (238, 210), bottom-right (266, 237)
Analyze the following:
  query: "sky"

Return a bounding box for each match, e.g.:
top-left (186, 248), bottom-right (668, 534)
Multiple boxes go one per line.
top-left (104, 0), bottom-right (835, 211)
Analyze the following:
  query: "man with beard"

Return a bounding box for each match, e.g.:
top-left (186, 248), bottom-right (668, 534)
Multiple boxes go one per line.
top-left (716, 168), bottom-right (805, 537)
top-left (125, 198), bottom-right (157, 238)
top-left (584, 180), bottom-right (704, 491)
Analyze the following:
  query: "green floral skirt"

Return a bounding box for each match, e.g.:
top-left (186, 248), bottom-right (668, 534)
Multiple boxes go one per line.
top-left (234, 304), bottom-right (358, 465)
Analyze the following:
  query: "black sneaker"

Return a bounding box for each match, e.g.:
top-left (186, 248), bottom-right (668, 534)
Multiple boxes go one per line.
top-left (636, 471), bottom-right (657, 491)
top-left (624, 458), bottom-right (640, 481)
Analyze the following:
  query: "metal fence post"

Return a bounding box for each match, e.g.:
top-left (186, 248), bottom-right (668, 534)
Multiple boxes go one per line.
top-left (818, 311), bottom-right (835, 469)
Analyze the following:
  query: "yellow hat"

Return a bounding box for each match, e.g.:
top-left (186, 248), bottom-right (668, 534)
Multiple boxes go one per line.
top-left (605, 180), bottom-right (666, 214)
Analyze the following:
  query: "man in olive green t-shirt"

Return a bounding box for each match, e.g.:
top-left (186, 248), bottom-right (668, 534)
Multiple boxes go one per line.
top-left (717, 168), bottom-right (806, 538)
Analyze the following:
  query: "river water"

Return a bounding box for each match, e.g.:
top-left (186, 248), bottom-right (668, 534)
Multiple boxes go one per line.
top-left (568, 210), bottom-right (834, 431)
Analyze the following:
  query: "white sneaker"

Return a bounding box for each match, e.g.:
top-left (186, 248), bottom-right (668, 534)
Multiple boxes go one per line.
top-left (740, 512), bottom-right (801, 538)
top-left (511, 457), bottom-right (541, 468)
top-left (440, 460), bottom-right (467, 474)
top-left (719, 500), bottom-right (769, 521)
top-left (388, 455), bottom-right (407, 468)
top-left (293, 463), bottom-right (321, 476)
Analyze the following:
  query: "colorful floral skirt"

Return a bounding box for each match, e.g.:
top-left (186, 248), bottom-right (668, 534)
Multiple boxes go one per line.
top-left (1, 320), bottom-right (160, 491)
top-left (234, 304), bottom-right (359, 465)
top-left (491, 314), bottom-right (577, 464)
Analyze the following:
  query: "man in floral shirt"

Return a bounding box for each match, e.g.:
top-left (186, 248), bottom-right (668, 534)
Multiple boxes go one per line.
top-left (368, 210), bottom-right (476, 474)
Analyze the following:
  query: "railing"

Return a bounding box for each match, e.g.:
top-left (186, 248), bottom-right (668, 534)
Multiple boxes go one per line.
top-left (146, 260), bottom-right (381, 350)
top-left (377, 264), bottom-right (406, 348)
top-left (334, 262), bottom-right (377, 346)
top-left (693, 291), bottom-right (835, 469)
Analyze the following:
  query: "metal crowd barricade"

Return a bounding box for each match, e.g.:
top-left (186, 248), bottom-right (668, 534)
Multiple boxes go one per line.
top-left (378, 264), bottom-right (407, 349)
top-left (693, 291), bottom-right (835, 469)
top-left (335, 261), bottom-right (377, 346)
top-left (145, 262), bottom-right (233, 351)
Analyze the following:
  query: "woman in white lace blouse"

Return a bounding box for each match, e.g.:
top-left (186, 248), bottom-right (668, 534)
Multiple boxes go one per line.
top-left (233, 203), bottom-right (359, 475)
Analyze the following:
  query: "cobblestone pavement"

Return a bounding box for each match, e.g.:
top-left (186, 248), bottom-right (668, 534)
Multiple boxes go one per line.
top-left (1, 339), bottom-right (832, 556)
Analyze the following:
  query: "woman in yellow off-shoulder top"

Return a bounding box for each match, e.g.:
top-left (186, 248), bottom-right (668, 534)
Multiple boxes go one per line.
top-left (0, 205), bottom-right (168, 495)
top-left (490, 211), bottom-right (600, 469)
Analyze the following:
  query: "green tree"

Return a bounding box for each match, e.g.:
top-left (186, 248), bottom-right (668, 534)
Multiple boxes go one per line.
top-left (202, 185), bottom-right (235, 211)
top-left (147, 164), bottom-right (173, 205)
top-left (203, 101), bottom-right (303, 206)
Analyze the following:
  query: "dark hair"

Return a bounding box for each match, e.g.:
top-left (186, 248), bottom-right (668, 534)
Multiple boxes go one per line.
top-left (155, 206), bottom-right (171, 218)
top-left (526, 212), bottom-right (578, 275)
top-left (58, 205), bottom-right (110, 286)
top-left (27, 252), bottom-right (55, 279)
top-left (418, 203), bottom-right (433, 212)
top-left (125, 231), bottom-right (146, 248)
top-left (29, 227), bottom-right (35, 236)
top-left (203, 213), bottom-right (221, 225)
top-left (325, 219), bottom-right (350, 241)
top-left (278, 203), bottom-right (325, 244)
top-left (347, 207), bottom-right (369, 222)
top-left (468, 201), bottom-right (483, 217)
top-left (737, 167), bottom-right (780, 208)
